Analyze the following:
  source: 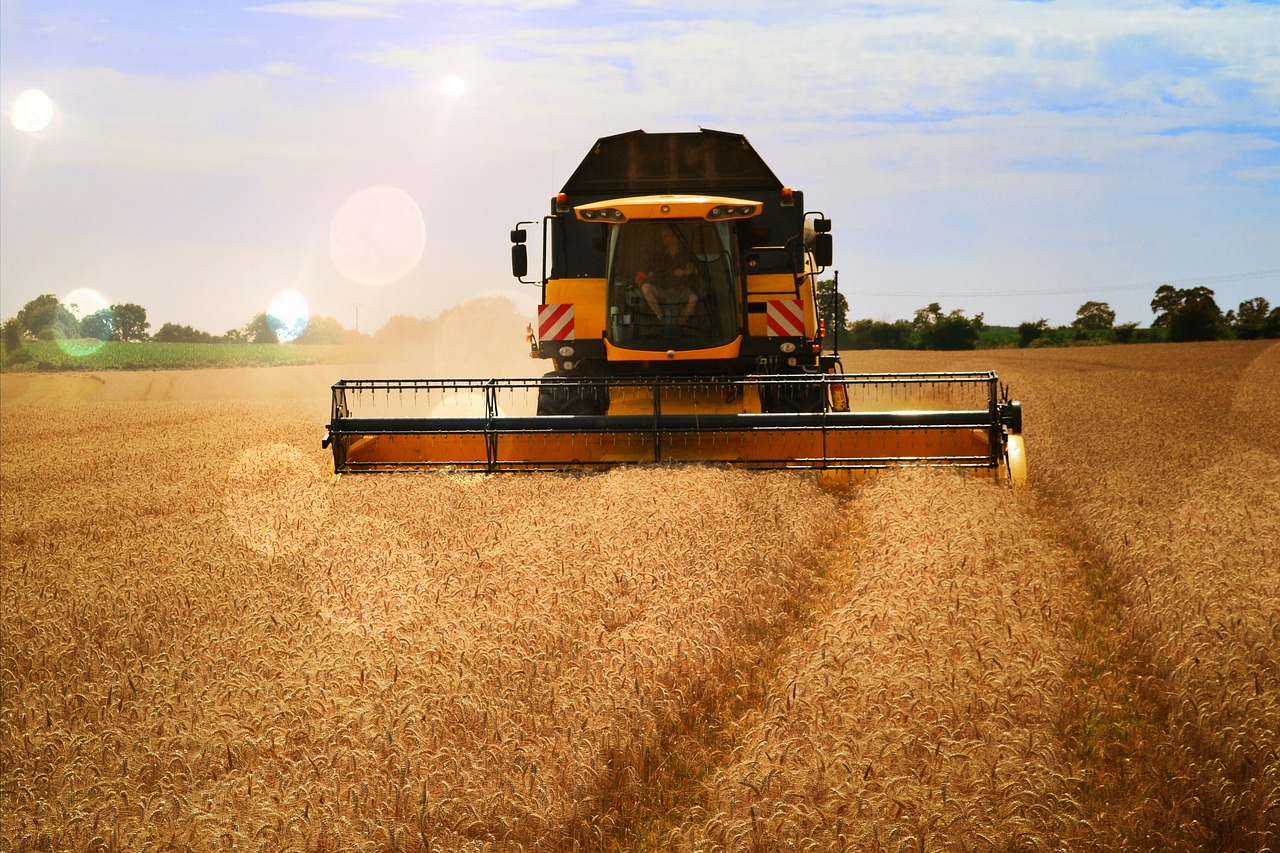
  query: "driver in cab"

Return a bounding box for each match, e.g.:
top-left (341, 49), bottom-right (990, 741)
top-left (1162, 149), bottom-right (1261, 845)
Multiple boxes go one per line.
top-left (637, 227), bottom-right (697, 330)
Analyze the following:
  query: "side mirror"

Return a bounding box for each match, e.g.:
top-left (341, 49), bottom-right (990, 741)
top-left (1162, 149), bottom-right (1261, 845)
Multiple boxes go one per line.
top-left (511, 244), bottom-right (528, 279)
top-left (813, 233), bottom-right (832, 268)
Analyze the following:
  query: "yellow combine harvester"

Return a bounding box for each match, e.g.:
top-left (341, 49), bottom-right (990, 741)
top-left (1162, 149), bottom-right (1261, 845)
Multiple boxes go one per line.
top-left (323, 129), bottom-right (1025, 484)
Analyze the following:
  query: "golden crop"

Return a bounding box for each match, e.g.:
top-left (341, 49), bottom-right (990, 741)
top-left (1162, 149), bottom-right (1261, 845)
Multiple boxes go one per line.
top-left (2, 340), bottom-right (1277, 851)
top-left (676, 470), bottom-right (1088, 851)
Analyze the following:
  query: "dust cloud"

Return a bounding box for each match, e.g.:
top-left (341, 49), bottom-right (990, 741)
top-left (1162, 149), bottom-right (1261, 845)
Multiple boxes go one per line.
top-left (368, 295), bottom-right (538, 380)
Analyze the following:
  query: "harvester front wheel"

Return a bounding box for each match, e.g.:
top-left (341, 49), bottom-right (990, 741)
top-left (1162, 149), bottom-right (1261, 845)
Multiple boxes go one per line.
top-left (759, 372), bottom-right (826, 414)
top-left (536, 370), bottom-right (609, 416)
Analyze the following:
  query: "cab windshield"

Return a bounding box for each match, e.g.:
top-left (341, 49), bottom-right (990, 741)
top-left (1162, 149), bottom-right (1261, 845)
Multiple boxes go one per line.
top-left (605, 220), bottom-right (739, 351)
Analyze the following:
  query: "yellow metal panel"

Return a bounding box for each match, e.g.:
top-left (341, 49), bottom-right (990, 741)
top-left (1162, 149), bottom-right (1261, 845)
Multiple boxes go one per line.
top-left (745, 273), bottom-right (802, 337)
top-left (544, 277), bottom-right (607, 339)
top-left (798, 276), bottom-right (817, 338)
top-left (1006, 434), bottom-right (1027, 486)
top-left (340, 424), bottom-right (1004, 475)
top-left (745, 272), bottom-right (799, 297)
top-left (575, 195), bottom-right (763, 221)
top-left (604, 382), bottom-right (760, 416)
top-left (604, 336), bottom-right (742, 362)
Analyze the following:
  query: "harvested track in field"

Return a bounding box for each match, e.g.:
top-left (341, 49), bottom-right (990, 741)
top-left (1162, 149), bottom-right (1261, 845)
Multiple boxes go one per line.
top-left (2, 341), bottom-right (1277, 851)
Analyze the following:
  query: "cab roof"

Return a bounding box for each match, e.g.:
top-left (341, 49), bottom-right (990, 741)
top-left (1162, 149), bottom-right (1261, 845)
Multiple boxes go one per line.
top-left (559, 129), bottom-right (784, 197)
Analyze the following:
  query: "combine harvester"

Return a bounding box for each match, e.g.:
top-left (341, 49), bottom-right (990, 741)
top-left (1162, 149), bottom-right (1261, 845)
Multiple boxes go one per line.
top-left (323, 129), bottom-right (1025, 486)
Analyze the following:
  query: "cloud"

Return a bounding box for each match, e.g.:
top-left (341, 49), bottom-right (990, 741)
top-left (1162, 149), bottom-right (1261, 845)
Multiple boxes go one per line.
top-left (1233, 164), bottom-right (1280, 183)
top-left (258, 61), bottom-right (336, 81)
top-left (248, 0), bottom-right (576, 18)
top-left (248, 1), bottom-right (403, 19)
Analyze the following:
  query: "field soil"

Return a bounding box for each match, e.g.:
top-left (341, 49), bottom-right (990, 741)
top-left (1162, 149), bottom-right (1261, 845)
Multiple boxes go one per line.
top-left (2, 341), bottom-right (1277, 851)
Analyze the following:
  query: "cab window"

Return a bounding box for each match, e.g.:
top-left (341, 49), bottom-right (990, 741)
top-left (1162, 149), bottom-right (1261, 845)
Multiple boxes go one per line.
top-left (606, 220), bottom-right (739, 351)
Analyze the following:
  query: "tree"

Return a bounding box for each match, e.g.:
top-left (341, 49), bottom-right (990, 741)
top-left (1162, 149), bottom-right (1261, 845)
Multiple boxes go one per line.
top-left (848, 318), bottom-right (912, 350)
top-left (16, 294), bottom-right (79, 340)
top-left (36, 300), bottom-right (148, 342)
top-left (376, 314), bottom-right (435, 343)
top-left (1150, 285), bottom-right (1222, 342)
top-left (1018, 319), bottom-right (1049, 348)
top-left (1232, 297), bottom-right (1276, 340)
top-left (913, 302), bottom-right (944, 327)
top-left (1073, 301), bottom-right (1115, 331)
top-left (814, 278), bottom-right (849, 347)
top-left (913, 303), bottom-right (983, 350)
top-left (1114, 322), bottom-right (1139, 344)
top-left (246, 312), bottom-right (283, 344)
top-left (1149, 285), bottom-right (1180, 328)
top-left (292, 315), bottom-right (348, 345)
top-left (2, 316), bottom-right (24, 352)
top-left (153, 323), bottom-right (215, 343)
top-left (80, 308), bottom-right (115, 341)
top-left (110, 303), bottom-right (150, 342)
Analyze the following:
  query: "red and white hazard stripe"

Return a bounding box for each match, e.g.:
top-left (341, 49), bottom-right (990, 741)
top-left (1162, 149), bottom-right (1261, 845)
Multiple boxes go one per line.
top-left (538, 303), bottom-right (575, 341)
top-left (766, 299), bottom-right (805, 337)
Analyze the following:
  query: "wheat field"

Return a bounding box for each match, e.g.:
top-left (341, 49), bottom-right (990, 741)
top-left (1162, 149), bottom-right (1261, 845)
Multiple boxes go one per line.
top-left (2, 340), bottom-right (1277, 851)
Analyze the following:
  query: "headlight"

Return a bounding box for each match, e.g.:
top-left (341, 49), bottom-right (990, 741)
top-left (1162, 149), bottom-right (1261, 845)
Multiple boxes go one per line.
top-left (707, 205), bottom-right (757, 220)
top-left (578, 208), bottom-right (625, 221)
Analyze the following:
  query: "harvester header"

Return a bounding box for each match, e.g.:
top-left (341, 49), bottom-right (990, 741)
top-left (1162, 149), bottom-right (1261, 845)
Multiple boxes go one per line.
top-left (324, 129), bottom-right (1026, 484)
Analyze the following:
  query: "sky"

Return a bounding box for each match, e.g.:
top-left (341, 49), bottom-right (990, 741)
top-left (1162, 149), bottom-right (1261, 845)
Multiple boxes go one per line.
top-left (2, 0), bottom-right (1278, 337)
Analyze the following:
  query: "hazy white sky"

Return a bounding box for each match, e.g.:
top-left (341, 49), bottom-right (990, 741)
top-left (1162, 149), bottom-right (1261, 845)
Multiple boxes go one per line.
top-left (2, 0), bottom-right (1278, 334)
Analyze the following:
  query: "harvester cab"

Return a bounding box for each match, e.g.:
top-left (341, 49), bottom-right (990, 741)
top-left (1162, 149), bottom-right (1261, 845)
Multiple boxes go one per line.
top-left (324, 129), bottom-right (1026, 485)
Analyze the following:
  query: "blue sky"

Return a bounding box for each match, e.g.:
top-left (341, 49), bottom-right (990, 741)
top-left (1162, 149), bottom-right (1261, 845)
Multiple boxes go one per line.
top-left (2, 0), bottom-right (1278, 335)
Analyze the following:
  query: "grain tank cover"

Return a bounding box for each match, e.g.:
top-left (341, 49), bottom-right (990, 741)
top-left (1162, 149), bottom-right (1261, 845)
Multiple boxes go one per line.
top-left (560, 128), bottom-right (784, 196)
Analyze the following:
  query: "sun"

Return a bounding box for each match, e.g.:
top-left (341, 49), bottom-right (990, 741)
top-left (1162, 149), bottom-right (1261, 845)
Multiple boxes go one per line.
top-left (437, 75), bottom-right (466, 98)
top-left (11, 89), bottom-right (56, 133)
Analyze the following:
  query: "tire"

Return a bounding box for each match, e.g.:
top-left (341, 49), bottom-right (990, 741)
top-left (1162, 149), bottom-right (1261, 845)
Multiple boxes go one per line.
top-left (759, 373), bottom-right (826, 414)
top-left (536, 371), bottom-right (609, 416)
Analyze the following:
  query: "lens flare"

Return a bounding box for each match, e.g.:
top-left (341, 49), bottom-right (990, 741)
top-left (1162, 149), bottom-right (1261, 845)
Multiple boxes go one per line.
top-left (329, 186), bottom-right (426, 286)
top-left (63, 287), bottom-right (111, 320)
top-left (267, 289), bottom-right (310, 342)
top-left (11, 89), bottom-right (56, 133)
top-left (57, 287), bottom-right (111, 357)
top-left (55, 338), bottom-right (106, 357)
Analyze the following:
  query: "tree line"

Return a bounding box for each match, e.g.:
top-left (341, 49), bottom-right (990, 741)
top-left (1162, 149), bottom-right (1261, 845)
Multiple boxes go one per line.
top-left (1, 294), bottom-right (356, 363)
top-left (5, 283), bottom-right (1277, 365)
top-left (816, 281), bottom-right (1280, 350)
